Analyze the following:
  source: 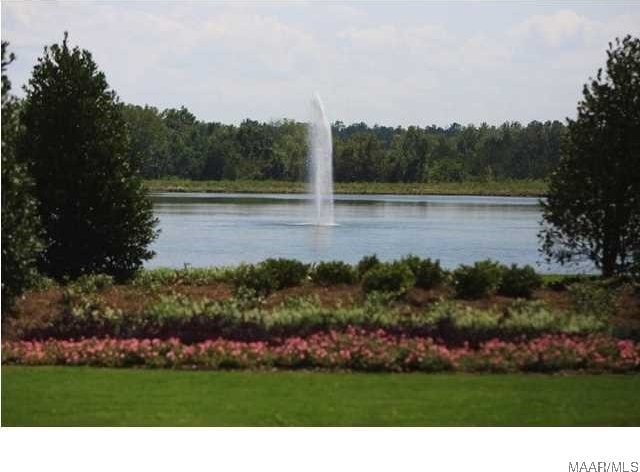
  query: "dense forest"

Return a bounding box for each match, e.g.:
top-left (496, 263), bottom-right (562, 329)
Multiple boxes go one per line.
top-left (122, 104), bottom-right (566, 183)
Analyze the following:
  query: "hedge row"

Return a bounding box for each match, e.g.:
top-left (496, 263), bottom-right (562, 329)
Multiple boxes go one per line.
top-left (64, 255), bottom-right (544, 299)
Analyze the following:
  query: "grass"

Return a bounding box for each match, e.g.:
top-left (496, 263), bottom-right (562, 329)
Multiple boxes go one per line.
top-left (144, 179), bottom-right (548, 197)
top-left (3, 366), bottom-right (639, 426)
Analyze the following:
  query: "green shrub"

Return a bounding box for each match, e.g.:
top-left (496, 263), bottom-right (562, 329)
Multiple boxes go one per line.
top-left (452, 260), bottom-right (503, 299)
top-left (58, 289), bottom-right (123, 337)
top-left (412, 258), bottom-right (446, 289)
top-left (503, 299), bottom-right (606, 336)
top-left (363, 291), bottom-right (397, 309)
top-left (498, 264), bottom-right (542, 298)
top-left (399, 255), bottom-right (422, 274)
top-left (30, 273), bottom-right (58, 291)
top-left (260, 258), bottom-right (309, 290)
top-left (232, 264), bottom-right (277, 295)
top-left (231, 286), bottom-right (264, 310)
top-left (544, 274), bottom-right (596, 291)
top-left (361, 263), bottom-right (415, 294)
top-left (356, 254), bottom-right (381, 279)
top-left (232, 259), bottom-right (308, 295)
top-left (133, 266), bottom-right (236, 288)
top-left (568, 281), bottom-right (619, 317)
top-left (502, 300), bottom-right (560, 335)
top-left (132, 267), bottom-right (180, 288)
top-left (68, 273), bottom-right (114, 293)
top-left (146, 293), bottom-right (210, 319)
top-left (278, 295), bottom-right (321, 311)
top-left (311, 261), bottom-right (356, 286)
top-left (418, 301), bottom-right (501, 342)
top-left (451, 307), bottom-right (501, 332)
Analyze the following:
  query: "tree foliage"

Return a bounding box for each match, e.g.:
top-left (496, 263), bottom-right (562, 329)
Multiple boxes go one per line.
top-left (540, 36), bottom-right (640, 277)
top-left (1, 42), bottom-right (43, 310)
top-left (122, 102), bottom-right (566, 184)
top-left (19, 33), bottom-right (158, 281)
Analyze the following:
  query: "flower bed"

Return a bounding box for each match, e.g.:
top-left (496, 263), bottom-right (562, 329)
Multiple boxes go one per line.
top-left (3, 329), bottom-right (639, 373)
top-left (16, 292), bottom-right (610, 344)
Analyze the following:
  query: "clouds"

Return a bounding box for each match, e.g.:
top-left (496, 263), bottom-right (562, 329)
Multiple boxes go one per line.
top-left (514, 9), bottom-right (597, 47)
top-left (1, 1), bottom-right (638, 126)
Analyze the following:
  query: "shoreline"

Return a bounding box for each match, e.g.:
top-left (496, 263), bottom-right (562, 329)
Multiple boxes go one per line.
top-left (144, 179), bottom-right (548, 197)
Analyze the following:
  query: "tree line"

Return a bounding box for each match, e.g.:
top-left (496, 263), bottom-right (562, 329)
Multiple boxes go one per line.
top-left (123, 104), bottom-right (566, 183)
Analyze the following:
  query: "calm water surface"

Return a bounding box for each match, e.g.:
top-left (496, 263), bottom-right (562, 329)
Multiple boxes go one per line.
top-left (148, 192), bottom-right (587, 273)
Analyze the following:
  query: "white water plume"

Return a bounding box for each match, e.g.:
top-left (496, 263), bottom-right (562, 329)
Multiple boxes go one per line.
top-left (308, 93), bottom-right (335, 226)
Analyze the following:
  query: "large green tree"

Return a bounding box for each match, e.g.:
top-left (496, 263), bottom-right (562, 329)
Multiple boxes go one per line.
top-left (19, 33), bottom-right (158, 280)
top-left (1, 42), bottom-right (42, 310)
top-left (121, 104), bottom-right (170, 179)
top-left (540, 36), bottom-right (640, 277)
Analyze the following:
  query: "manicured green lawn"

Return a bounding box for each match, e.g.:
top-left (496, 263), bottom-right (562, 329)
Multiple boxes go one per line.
top-left (2, 367), bottom-right (639, 426)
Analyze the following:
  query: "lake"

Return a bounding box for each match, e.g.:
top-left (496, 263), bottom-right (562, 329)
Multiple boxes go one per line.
top-left (147, 192), bottom-right (587, 273)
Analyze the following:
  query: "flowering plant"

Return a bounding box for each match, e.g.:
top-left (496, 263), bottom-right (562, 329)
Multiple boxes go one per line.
top-left (4, 330), bottom-right (638, 373)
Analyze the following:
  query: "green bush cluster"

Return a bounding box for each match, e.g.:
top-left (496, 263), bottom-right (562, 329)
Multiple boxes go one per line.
top-left (405, 257), bottom-right (447, 289)
top-left (452, 260), bottom-right (504, 299)
top-left (58, 289), bottom-right (123, 337)
top-left (361, 263), bottom-right (415, 294)
top-left (56, 274), bottom-right (116, 329)
top-left (568, 281), bottom-right (619, 318)
top-left (31, 257), bottom-right (623, 316)
top-left (232, 264), bottom-right (278, 295)
top-left (421, 302), bottom-right (502, 341)
top-left (450, 261), bottom-right (541, 299)
top-left (498, 264), bottom-right (542, 298)
top-left (356, 255), bottom-right (445, 291)
top-left (233, 259), bottom-right (309, 295)
top-left (356, 254), bottom-right (381, 279)
top-left (501, 299), bottom-right (606, 336)
top-left (310, 261), bottom-right (356, 286)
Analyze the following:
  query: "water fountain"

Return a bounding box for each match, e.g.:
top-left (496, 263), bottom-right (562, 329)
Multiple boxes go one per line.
top-left (308, 93), bottom-right (335, 226)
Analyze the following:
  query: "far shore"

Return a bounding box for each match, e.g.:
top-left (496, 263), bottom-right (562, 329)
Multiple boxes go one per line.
top-left (144, 179), bottom-right (548, 197)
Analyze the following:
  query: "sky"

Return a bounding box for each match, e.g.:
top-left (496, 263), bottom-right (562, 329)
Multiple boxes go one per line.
top-left (2, 1), bottom-right (639, 127)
